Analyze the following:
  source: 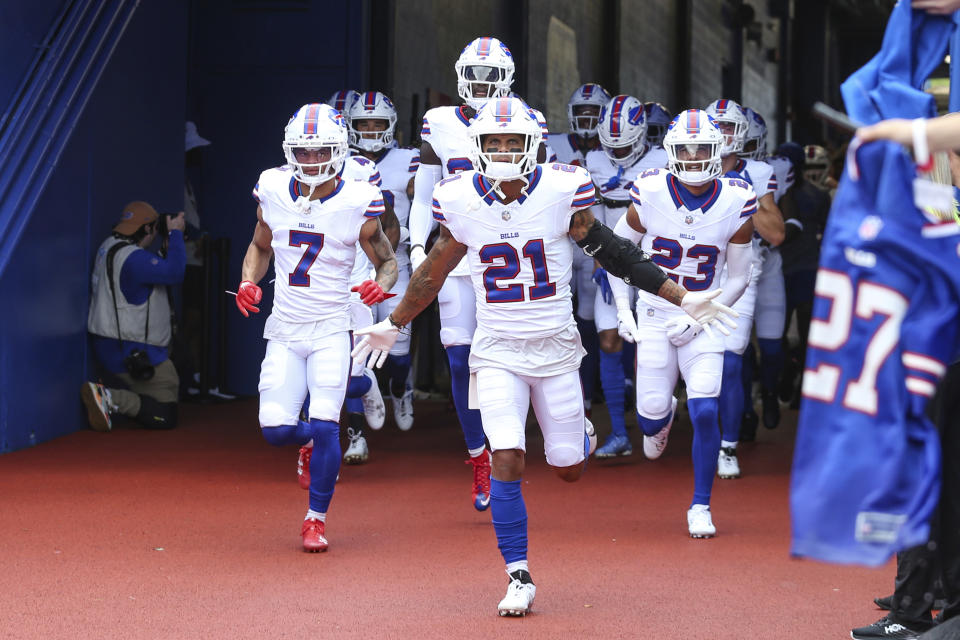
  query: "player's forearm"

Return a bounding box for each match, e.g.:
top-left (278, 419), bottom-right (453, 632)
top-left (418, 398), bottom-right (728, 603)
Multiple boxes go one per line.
top-left (713, 241), bottom-right (753, 308)
top-left (374, 257), bottom-right (398, 293)
top-left (656, 279), bottom-right (687, 307)
top-left (381, 202), bottom-right (401, 250)
top-left (409, 163), bottom-right (442, 249)
top-left (390, 251), bottom-right (453, 325)
top-left (575, 219), bottom-right (669, 296)
top-left (753, 197), bottom-right (785, 246)
top-left (240, 242), bottom-right (272, 283)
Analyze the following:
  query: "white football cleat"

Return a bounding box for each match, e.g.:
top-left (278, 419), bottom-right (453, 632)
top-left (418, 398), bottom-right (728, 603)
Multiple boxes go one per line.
top-left (643, 396), bottom-right (678, 460)
top-left (687, 504), bottom-right (716, 538)
top-left (390, 386), bottom-right (414, 431)
top-left (717, 446), bottom-right (741, 479)
top-left (342, 427), bottom-right (368, 465)
top-left (585, 417), bottom-right (597, 456)
top-left (360, 368), bottom-right (386, 430)
top-left (497, 572), bottom-right (536, 617)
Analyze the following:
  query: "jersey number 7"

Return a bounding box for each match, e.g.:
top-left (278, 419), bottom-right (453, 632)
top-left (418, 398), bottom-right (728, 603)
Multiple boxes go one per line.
top-left (288, 230), bottom-right (325, 287)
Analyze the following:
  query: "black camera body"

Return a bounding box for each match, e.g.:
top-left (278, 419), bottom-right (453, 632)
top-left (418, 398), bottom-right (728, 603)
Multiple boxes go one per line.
top-left (124, 349), bottom-right (155, 381)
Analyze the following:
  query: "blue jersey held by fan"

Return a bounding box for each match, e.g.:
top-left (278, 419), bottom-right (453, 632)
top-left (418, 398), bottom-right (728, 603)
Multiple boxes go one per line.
top-left (790, 139), bottom-right (960, 566)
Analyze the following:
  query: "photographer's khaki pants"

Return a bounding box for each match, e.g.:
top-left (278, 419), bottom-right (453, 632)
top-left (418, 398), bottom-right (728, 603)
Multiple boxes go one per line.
top-left (110, 359), bottom-right (179, 417)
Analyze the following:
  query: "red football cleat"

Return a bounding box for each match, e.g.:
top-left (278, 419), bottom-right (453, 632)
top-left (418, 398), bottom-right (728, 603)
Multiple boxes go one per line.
top-left (297, 446), bottom-right (312, 490)
top-left (301, 518), bottom-right (328, 552)
top-left (466, 450), bottom-right (492, 511)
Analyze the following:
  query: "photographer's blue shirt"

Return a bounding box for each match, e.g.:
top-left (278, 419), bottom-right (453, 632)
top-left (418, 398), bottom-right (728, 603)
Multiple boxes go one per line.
top-left (93, 230), bottom-right (186, 373)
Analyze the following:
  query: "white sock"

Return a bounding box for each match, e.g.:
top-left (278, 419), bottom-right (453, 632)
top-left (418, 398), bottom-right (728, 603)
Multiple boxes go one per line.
top-left (468, 446), bottom-right (487, 458)
top-left (305, 510), bottom-right (325, 522)
top-left (505, 560), bottom-right (529, 575)
top-left (720, 440), bottom-right (737, 449)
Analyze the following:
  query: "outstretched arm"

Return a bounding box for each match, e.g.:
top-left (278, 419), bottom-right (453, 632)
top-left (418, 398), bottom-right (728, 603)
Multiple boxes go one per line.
top-left (389, 225), bottom-right (466, 327)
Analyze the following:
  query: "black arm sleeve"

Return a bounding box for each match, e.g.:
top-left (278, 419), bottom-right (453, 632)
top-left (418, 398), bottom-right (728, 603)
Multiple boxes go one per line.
top-left (575, 220), bottom-right (669, 295)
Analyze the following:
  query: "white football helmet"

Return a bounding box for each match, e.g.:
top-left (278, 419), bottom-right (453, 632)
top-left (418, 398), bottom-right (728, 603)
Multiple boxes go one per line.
top-left (704, 99), bottom-right (749, 156)
top-left (347, 91), bottom-right (398, 153)
top-left (455, 37), bottom-right (515, 110)
top-left (283, 103), bottom-right (349, 186)
top-left (469, 97), bottom-right (542, 181)
top-left (597, 95), bottom-right (648, 167)
top-left (326, 90), bottom-right (360, 124)
top-left (644, 102), bottom-right (672, 147)
top-left (509, 92), bottom-right (550, 137)
top-left (804, 144), bottom-right (831, 190)
top-left (663, 109), bottom-right (724, 187)
top-left (741, 107), bottom-right (768, 160)
top-left (567, 83), bottom-right (612, 137)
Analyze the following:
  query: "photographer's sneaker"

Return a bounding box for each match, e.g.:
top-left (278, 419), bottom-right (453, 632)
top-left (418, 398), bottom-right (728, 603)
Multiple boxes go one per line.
top-left (301, 518), bottom-right (328, 553)
top-left (643, 397), bottom-right (678, 459)
top-left (687, 504), bottom-right (716, 538)
top-left (342, 428), bottom-right (368, 465)
top-left (81, 382), bottom-right (114, 432)
top-left (497, 570), bottom-right (536, 617)
top-left (717, 446), bottom-right (741, 479)
top-left (297, 446), bottom-right (312, 489)
top-left (360, 368), bottom-right (386, 430)
top-left (850, 616), bottom-right (927, 639)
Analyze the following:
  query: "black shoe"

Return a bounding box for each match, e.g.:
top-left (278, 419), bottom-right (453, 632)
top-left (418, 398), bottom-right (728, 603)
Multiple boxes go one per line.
top-left (740, 410), bottom-right (758, 442)
top-left (761, 389), bottom-right (780, 430)
top-left (851, 616), bottom-right (928, 639)
top-left (875, 595), bottom-right (893, 610)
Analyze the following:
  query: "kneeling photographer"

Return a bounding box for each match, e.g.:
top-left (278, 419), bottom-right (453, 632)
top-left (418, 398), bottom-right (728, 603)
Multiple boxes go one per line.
top-left (81, 201), bottom-right (186, 431)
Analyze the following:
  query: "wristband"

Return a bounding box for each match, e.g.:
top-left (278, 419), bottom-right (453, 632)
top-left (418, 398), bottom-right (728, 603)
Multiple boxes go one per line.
top-left (387, 313), bottom-right (406, 330)
top-left (913, 118), bottom-right (934, 172)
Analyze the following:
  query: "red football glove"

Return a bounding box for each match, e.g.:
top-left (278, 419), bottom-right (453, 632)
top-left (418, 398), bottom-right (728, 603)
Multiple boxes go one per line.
top-left (351, 279), bottom-right (388, 306)
top-left (236, 280), bottom-right (262, 317)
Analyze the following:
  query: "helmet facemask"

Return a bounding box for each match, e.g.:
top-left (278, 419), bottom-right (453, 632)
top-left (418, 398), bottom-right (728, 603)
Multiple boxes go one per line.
top-left (456, 64), bottom-right (512, 110)
top-left (349, 117), bottom-right (395, 153)
top-left (475, 131), bottom-right (539, 182)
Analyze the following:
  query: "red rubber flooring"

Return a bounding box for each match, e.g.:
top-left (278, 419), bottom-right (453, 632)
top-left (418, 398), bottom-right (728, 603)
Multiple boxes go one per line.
top-left (0, 397), bottom-right (890, 639)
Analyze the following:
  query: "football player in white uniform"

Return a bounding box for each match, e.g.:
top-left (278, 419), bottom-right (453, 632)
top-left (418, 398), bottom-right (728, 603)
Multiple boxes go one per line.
top-left (741, 106), bottom-right (792, 436)
top-left (586, 94), bottom-right (668, 457)
top-left (234, 103), bottom-right (397, 553)
top-left (352, 98), bottom-right (738, 616)
top-left (609, 109), bottom-right (755, 538)
top-left (693, 99), bottom-right (783, 480)
top-left (348, 91), bottom-right (420, 431)
top-left (409, 36), bottom-right (535, 512)
top-left (644, 101), bottom-right (672, 148)
top-left (326, 89), bottom-right (360, 124)
top-left (546, 83), bottom-right (611, 167)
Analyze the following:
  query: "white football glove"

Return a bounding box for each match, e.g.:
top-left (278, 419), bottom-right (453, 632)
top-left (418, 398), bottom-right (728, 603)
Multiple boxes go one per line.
top-left (664, 315), bottom-right (703, 347)
top-left (679, 289), bottom-right (738, 337)
top-left (350, 318), bottom-right (400, 369)
top-left (616, 308), bottom-right (641, 344)
top-left (410, 245), bottom-right (427, 273)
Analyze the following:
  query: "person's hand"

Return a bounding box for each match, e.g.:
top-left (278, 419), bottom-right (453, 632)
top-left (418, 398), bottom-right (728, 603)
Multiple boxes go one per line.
top-left (351, 280), bottom-right (388, 306)
top-left (411, 245), bottom-right (427, 272)
top-left (236, 280), bottom-right (262, 317)
top-left (616, 308), bottom-right (641, 343)
top-left (592, 268), bottom-right (614, 304)
top-left (855, 119), bottom-right (913, 146)
top-left (912, 0), bottom-right (960, 15)
top-left (679, 289), bottom-right (738, 337)
top-left (665, 315), bottom-right (703, 347)
top-left (167, 211), bottom-right (186, 233)
top-left (351, 318), bottom-right (400, 369)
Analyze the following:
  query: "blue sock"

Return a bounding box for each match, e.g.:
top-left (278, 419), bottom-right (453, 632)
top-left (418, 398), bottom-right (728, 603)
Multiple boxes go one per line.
top-left (260, 420), bottom-right (313, 447)
top-left (741, 342), bottom-right (756, 413)
top-left (599, 350), bottom-right (627, 437)
top-left (686, 397), bottom-right (720, 507)
top-left (446, 345), bottom-right (486, 451)
top-left (383, 353), bottom-right (412, 394)
top-left (344, 396), bottom-right (363, 415)
top-left (345, 373), bottom-right (372, 399)
top-left (576, 317), bottom-right (598, 406)
top-left (719, 351), bottom-right (743, 442)
top-left (637, 410), bottom-right (672, 437)
top-left (758, 338), bottom-right (783, 394)
top-left (307, 419), bottom-right (341, 513)
top-left (490, 478), bottom-right (527, 565)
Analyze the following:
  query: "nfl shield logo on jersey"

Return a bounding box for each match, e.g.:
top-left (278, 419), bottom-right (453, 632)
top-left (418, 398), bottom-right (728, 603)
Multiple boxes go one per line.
top-left (684, 214), bottom-right (695, 225)
top-left (502, 210), bottom-right (511, 221)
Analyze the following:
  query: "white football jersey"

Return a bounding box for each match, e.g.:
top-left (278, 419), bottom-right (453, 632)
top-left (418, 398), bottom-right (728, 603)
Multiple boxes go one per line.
top-left (766, 154), bottom-right (794, 203)
top-left (729, 157), bottom-right (776, 199)
top-left (629, 169), bottom-right (756, 314)
top-left (368, 146), bottom-right (418, 272)
top-left (432, 163), bottom-right (597, 339)
top-left (586, 145), bottom-right (668, 223)
top-left (545, 133), bottom-right (592, 167)
top-left (342, 155), bottom-right (383, 285)
top-left (253, 167), bottom-right (384, 323)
